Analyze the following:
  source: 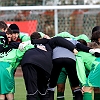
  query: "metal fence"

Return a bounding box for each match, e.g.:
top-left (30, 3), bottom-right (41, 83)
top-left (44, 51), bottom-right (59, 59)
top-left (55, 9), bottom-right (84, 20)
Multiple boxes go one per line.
top-left (0, 5), bottom-right (100, 38)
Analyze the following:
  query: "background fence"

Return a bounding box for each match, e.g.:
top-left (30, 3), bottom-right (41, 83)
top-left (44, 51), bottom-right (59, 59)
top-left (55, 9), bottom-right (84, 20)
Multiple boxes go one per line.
top-left (0, 5), bottom-right (100, 38)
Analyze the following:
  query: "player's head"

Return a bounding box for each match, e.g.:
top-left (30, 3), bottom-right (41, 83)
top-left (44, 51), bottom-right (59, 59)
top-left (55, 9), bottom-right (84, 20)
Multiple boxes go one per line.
top-left (91, 30), bottom-right (100, 44)
top-left (9, 24), bottom-right (20, 41)
top-left (92, 26), bottom-right (100, 34)
top-left (77, 39), bottom-right (87, 46)
top-left (30, 32), bottom-right (41, 40)
top-left (6, 28), bottom-right (12, 43)
top-left (0, 21), bottom-right (8, 32)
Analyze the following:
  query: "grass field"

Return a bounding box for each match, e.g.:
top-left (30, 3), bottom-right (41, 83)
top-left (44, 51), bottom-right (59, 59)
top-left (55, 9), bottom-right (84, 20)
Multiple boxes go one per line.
top-left (14, 77), bottom-right (73, 100)
top-left (15, 77), bottom-right (95, 100)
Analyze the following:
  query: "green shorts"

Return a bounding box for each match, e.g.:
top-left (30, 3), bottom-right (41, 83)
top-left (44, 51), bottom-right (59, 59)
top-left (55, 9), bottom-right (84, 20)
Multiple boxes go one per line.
top-left (85, 58), bottom-right (100, 87)
top-left (57, 67), bottom-right (68, 84)
top-left (0, 62), bottom-right (15, 94)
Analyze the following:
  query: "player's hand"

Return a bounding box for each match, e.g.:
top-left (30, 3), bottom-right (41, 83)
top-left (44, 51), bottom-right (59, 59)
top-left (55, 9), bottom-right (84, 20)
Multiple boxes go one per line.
top-left (43, 35), bottom-right (51, 39)
top-left (37, 45), bottom-right (47, 51)
top-left (73, 48), bottom-right (78, 55)
top-left (89, 48), bottom-right (100, 54)
top-left (18, 40), bottom-right (31, 51)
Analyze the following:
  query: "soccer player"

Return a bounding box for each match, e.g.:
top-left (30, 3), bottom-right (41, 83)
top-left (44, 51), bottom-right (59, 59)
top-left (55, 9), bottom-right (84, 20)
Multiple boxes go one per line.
top-left (9, 23), bottom-right (30, 42)
top-left (75, 41), bottom-right (100, 100)
top-left (54, 32), bottom-right (90, 100)
top-left (0, 35), bottom-right (34, 100)
top-left (91, 26), bottom-right (100, 100)
top-left (21, 32), bottom-right (80, 100)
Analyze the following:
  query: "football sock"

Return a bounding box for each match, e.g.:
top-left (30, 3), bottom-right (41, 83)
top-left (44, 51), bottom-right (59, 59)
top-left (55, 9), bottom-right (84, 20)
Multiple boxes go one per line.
top-left (83, 92), bottom-right (92, 100)
top-left (73, 88), bottom-right (83, 100)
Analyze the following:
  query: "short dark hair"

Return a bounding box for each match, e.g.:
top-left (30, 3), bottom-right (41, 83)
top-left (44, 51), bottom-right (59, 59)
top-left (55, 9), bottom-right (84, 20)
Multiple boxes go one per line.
top-left (0, 21), bottom-right (8, 30)
top-left (77, 39), bottom-right (87, 46)
top-left (6, 28), bottom-right (13, 34)
top-left (92, 26), bottom-right (100, 34)
top-left (91, 30), bottom-right (100, 44)
top-left (30, 32), bottom-right (41, 40)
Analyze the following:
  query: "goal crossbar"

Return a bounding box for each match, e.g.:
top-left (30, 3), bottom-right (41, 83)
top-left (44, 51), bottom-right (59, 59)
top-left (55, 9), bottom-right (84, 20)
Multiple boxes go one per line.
top-left (0, 5), bottom-right (100, 11)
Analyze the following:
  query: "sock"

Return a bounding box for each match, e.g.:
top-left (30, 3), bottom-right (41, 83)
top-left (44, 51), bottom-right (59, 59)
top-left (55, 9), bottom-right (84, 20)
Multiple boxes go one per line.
top-left (94, 93), bottom-right (100, 100)
top-left (47, 90), bottom-right (54, 100)
top-left (73, 88), bottom-right (83, 100)
top-left (83, 92), bottom-right (92, 100)
top-left (57, 92), bottom-right (65, 100)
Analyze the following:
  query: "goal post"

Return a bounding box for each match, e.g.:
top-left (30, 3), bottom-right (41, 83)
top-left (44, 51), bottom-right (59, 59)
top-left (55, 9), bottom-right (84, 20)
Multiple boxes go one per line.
top-left (0, 5), bottom-right (100, 10)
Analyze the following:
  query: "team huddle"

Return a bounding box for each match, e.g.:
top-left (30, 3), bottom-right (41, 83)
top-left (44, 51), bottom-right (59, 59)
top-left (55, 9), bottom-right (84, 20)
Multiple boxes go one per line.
top-left (0, 21), bottom-right (100, 100)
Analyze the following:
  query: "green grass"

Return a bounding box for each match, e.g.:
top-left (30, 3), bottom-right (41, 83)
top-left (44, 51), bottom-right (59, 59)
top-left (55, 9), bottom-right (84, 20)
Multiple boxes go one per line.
top-left (15, 77), bottom-right (94, 100)
top-left (15, 77), bottom-right (26, 100)
top-left (15, 77), bottom-right (73, 100)
top-left (15, 77), bottom-right (95, 100)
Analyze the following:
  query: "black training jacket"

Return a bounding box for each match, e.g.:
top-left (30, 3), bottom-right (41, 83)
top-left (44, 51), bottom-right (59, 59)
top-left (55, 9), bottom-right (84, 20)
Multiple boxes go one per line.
top-left (21, 37), bottom-right (75, 75)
